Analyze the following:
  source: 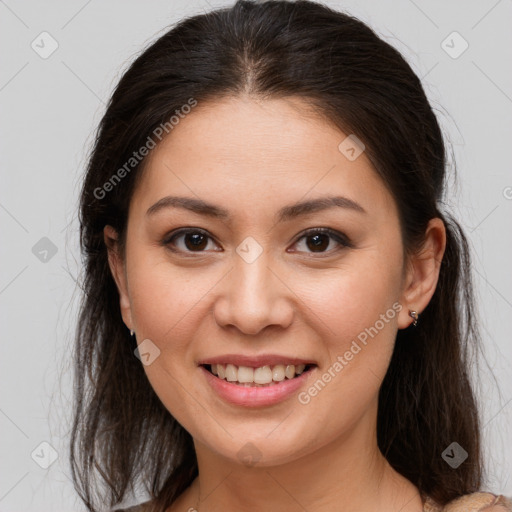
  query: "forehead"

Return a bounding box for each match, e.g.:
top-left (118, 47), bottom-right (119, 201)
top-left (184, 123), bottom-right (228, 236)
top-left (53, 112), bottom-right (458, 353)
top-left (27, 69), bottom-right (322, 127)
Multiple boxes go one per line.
top-left (131, 95), bottom-right (398, 223)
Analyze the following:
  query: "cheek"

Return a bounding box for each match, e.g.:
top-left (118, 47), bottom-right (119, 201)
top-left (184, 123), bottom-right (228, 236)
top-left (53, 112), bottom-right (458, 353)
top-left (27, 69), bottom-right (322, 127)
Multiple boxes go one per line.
top-left (296, 251), bottom-right (403, 395)
top-left (289, 272), bottom-right (401, 443)
top-left (126, 257), bottom-right (215, 429)
top-left (127, 250), bottom-right (211, 343)
top-left (303, 255), bottom-right (402, 341)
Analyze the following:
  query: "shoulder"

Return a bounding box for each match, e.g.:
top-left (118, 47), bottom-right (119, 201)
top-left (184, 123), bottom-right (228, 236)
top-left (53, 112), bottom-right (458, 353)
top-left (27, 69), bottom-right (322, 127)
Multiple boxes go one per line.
top-left (424, 492), bottom-right (512, 511)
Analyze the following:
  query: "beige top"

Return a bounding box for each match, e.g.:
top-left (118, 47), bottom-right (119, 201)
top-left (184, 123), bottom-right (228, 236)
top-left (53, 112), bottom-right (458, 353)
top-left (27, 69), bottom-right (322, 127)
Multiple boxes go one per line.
top-left (116, 492), bottom-right (512, 511)
top-left (422, 492), bottom-right (512, 511)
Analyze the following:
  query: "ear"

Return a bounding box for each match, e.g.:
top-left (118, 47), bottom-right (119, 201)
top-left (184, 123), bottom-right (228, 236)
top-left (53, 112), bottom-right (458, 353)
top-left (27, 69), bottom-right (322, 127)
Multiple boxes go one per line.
top-left (104, 225), bottom-right (134, 332)
top-left (397, 217), bottom-right (446, 329)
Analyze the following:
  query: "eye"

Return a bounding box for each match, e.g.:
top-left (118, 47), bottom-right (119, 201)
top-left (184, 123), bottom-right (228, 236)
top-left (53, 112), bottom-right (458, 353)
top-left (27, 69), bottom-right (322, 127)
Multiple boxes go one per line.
top-left (162, 228), bottom-right (220, 254)
top-left (290, 228), bottom-right (352, 255)
top-left (162, 227), bottom-right (352, 256)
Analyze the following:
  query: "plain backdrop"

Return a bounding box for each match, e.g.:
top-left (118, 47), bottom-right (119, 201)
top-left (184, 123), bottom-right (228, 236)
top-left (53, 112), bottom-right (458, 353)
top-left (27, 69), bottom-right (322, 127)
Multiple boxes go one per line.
top-left (1, 0), bottom-right (511, 510)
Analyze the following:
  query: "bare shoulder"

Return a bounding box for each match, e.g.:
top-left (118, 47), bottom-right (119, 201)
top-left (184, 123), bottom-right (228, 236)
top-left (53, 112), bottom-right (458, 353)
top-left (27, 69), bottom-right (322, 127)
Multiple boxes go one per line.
top-left (483, 497), bottom-right (512, 512)
top-left (483, 502), bottom-right (512, 512)
top-left (442, 492), bottom-right (512, 512)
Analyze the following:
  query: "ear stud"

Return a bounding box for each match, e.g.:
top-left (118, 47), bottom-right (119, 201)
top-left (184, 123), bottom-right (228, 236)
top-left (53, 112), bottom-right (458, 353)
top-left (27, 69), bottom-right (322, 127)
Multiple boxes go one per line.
top-left (409, 310), bottom-right (419, 327)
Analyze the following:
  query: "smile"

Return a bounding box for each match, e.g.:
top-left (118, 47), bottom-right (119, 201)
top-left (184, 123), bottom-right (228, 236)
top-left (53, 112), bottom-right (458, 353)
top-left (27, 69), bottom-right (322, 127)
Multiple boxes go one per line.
top-left (199, 363), bottom-right (317, 407)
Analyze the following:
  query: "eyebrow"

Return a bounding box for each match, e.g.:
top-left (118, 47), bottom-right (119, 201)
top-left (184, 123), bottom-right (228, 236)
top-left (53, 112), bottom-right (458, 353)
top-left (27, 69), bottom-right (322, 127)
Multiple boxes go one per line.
top-left (146, 195), bottom-right (366, 222)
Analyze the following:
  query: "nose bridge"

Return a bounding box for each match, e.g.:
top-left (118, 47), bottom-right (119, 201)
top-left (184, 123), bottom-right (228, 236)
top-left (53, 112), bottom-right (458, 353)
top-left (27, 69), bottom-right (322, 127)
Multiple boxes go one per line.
top-left (236, 242), bottom-right (273, 303)
top-left (214, 236), bottom-right (293, 334)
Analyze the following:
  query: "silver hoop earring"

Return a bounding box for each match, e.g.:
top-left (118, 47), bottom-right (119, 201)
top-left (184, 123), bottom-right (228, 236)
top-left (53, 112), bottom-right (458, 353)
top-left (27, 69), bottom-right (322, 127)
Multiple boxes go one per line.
top-left (409, 310), bottom-right (419, 327)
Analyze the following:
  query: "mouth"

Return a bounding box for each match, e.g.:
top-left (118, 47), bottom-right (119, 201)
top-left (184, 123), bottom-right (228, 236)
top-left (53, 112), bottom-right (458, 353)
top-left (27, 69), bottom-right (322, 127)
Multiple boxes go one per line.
top-left (200, 363), bottom-right (317, 387)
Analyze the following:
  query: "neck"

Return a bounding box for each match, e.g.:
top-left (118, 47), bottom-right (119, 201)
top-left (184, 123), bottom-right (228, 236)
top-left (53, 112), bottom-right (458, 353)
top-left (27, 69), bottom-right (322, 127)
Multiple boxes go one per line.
top-left (184, 405), bottom-right (423, 512)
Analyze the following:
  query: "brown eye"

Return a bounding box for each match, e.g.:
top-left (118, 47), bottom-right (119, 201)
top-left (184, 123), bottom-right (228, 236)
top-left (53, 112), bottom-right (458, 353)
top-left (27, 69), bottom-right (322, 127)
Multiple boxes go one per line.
top-left (182, 232), bottom-right (208, 251)
top-left (292, 228), bottom-right (351, 255)
top-left (163, 229), bottom-right (219, 253)
top-left (305, 232), bottom-right (330, 252)
top-left (162, 227), bottom-right (351, 256)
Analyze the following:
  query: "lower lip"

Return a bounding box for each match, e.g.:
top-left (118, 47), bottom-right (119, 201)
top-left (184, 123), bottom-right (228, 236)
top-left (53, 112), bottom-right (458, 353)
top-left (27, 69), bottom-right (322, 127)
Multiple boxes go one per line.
top-left (200, 365), bottom-right (316, 407)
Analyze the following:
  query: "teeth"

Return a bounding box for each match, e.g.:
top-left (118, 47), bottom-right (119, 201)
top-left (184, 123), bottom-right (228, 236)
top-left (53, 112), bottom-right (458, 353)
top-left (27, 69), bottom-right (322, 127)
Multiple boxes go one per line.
top-left (254, 365), bottom-right (272, 384)
top-left (238, 366), bottom-right (254, 383)
top-left (225, 364), bottom-right (238, 382)
top-left (207, 362), bottom-right (311, 385)
top-left (272, 365), bottom-right (285, 382)
top-left (285, 364), bottom-right (295, 379)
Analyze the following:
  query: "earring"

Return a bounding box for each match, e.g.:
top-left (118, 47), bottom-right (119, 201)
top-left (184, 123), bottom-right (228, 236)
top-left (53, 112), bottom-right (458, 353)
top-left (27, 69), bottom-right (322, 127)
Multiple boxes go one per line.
top-left (409, 310), bottom-right (419, 327)
top-left (130, 329), bottom-right (135, 337)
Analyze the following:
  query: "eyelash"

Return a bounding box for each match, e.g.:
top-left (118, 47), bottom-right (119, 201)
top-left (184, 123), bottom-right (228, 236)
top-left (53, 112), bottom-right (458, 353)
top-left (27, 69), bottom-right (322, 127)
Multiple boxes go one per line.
top-left (162, 227), bottom-right (352, 257)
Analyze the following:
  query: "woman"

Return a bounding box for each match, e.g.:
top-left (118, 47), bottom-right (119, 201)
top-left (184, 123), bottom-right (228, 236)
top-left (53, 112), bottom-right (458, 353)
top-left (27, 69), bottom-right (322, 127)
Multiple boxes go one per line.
top-left (70, 1), bottom-right (511, 511)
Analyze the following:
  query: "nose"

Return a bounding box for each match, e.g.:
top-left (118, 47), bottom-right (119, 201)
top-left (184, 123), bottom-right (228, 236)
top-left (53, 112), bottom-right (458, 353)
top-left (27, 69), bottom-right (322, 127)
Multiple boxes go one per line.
top-left (213, 248), bottom-right (294, 336)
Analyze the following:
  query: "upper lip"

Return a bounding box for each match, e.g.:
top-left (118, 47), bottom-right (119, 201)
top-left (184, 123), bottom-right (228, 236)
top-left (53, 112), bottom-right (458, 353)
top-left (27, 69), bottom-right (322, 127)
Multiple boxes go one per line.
top-left (198, 354), bottom-right (317, 368)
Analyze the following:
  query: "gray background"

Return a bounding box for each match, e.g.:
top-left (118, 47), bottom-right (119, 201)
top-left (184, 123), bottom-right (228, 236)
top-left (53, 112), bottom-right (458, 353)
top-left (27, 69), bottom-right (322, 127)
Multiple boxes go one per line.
top-left (1, 0), bottom-right (511, 510)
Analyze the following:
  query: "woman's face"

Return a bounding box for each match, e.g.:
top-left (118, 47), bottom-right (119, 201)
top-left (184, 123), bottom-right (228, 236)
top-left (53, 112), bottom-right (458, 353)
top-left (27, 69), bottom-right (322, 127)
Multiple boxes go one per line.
top-left (108, 95), bottom-right (416, 466)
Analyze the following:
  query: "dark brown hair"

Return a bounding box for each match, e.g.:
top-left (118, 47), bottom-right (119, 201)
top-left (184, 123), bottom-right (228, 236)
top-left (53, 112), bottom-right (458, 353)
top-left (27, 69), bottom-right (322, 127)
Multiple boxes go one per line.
top-left (71, 1), bottom-right (485, 510)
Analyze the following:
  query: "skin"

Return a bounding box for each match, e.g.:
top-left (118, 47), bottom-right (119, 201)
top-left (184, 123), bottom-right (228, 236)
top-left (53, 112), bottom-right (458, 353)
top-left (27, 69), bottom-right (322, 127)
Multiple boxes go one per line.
top-left (104, 95), bottom-right (446, 512)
